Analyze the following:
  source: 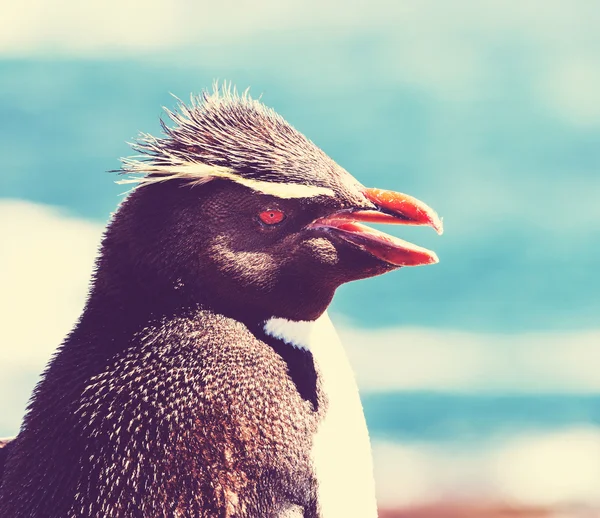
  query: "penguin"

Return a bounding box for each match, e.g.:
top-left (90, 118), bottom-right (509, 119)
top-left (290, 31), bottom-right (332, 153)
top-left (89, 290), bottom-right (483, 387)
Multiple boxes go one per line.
top-left (0, 86), bottom-right (442, 518)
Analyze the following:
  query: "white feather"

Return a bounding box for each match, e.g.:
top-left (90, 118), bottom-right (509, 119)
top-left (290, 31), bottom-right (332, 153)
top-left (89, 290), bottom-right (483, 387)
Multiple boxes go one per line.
top-left (118, 160), bottom-right (334, 199)
top-left (264, 313), bottom-right (378, 518)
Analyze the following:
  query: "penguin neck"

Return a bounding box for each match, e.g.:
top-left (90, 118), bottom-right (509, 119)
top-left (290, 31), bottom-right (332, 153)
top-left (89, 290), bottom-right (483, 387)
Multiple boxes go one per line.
top-left (75, 268), bottom-right (328, 357)
top-left (73, 265), bottom-right (199, 352)
top-left (73, 224), bottom-right (336, 354)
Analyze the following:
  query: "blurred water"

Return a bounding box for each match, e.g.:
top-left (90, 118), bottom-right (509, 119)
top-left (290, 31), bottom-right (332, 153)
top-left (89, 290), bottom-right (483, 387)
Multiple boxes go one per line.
top-left (364, 392), bottom-right (600, 442)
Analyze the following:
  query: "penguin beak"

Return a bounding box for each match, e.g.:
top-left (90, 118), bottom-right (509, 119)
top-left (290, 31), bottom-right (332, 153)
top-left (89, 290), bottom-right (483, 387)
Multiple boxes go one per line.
top-left (309, 188), bottom-right (443, 267)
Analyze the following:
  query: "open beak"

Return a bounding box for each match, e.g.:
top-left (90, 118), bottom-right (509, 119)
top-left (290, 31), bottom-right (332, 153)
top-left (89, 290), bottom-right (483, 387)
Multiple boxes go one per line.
top-left (309, 188), bottom-right (443, 267)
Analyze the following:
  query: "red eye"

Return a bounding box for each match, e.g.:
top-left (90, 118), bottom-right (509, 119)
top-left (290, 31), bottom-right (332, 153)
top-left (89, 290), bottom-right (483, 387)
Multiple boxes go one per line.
top-left (258, 209), bottom-right (286, 225)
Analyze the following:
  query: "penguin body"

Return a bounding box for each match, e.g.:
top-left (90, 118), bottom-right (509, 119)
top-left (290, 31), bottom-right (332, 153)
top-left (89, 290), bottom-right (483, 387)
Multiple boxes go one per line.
top-left (0, 86), bottom-right (442, 517)
top-left (1, 311), bottom-right (373, 517)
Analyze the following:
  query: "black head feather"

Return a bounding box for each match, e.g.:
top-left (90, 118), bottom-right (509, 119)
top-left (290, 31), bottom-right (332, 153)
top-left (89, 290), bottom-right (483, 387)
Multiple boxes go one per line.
top-left (119, 84), bottom-right (365, 205)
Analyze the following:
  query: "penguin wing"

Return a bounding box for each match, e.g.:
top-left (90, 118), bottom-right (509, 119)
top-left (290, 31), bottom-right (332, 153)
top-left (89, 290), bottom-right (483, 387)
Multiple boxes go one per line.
top-left (0, 437), bottom-right (15, 483)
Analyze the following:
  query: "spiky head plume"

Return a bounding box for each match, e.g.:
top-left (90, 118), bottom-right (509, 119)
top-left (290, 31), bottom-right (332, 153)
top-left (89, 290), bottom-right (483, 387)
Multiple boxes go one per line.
top-left (119, 84), bottom-right (363, 200)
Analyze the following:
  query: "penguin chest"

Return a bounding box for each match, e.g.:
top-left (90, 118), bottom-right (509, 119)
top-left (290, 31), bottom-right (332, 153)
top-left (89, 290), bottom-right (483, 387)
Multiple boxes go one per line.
top-left (264, 313), bottom-right (378, 518)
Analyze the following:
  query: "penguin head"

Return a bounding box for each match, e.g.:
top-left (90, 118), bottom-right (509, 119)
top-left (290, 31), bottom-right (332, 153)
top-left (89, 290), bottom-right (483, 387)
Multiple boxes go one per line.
top-left (112, 86), bottom-right (442, 322)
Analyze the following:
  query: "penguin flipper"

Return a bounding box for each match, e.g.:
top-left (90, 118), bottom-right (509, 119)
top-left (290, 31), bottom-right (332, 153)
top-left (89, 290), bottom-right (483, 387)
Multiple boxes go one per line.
top-left (0, 437), bottom-right (15, 483)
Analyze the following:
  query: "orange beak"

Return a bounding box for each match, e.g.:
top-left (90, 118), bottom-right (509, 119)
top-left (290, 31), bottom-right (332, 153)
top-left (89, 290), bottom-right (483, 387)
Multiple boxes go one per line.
top-left (309, 187), bottom-right (443, 267)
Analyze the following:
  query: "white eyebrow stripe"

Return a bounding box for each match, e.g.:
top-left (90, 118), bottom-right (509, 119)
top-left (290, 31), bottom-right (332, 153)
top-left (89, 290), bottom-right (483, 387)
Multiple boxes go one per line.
top-left (117, 160), bottom-right (335, 199)
top-left (227, 174), bottom-right (335, 199)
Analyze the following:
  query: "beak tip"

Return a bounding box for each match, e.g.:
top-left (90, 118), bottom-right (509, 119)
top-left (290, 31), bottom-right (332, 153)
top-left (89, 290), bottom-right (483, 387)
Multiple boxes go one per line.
top-left (433, 215), bottom-right (444, 236)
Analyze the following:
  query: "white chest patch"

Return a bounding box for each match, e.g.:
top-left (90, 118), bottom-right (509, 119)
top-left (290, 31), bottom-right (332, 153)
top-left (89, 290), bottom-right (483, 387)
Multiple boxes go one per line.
top-left (264, 313), bottom-right (378, 518)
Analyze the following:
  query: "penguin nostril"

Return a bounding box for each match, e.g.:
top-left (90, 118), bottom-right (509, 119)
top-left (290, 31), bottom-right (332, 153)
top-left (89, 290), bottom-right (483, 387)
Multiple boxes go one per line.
top-left (258, 210), bottom-right (286, 225)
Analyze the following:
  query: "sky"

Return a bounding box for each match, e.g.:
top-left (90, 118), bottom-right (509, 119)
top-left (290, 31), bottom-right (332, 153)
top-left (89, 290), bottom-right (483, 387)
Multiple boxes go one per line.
top-left (1, 0), bottom-right (599, 510)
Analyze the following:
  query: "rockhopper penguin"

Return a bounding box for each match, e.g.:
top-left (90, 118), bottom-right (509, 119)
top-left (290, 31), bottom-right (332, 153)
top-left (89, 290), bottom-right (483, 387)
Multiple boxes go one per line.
top-left (0, 86), bottom-right (443, 517)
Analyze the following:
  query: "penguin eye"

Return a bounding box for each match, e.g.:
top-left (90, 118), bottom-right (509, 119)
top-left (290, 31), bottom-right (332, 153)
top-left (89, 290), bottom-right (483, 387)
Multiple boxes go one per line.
top-left (258, 209), bottom-right (286, 225)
